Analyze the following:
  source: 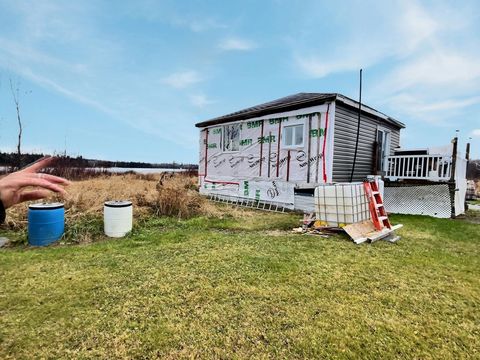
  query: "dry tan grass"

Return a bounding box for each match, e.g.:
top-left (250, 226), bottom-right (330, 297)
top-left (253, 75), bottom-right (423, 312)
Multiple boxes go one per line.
top-left (3, 173), bottom-right (223, 232)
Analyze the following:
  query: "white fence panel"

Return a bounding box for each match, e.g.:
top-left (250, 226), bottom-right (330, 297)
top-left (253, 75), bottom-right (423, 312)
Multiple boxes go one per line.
top-left (386, 154), bottom-right (452, 181)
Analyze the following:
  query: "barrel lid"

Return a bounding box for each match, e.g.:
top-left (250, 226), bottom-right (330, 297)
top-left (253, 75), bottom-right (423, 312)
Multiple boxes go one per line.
top-left (104, 200), bottom-right (132, 208)
top-left (29, 202), bottom-right (64, 210)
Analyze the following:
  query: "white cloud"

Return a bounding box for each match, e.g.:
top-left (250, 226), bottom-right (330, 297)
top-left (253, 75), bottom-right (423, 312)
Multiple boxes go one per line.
top-left (294, 0), bottom-right (442, 78)
top-left (394, 0), bottom-right (439, 53)
top-left (219, 37), bottom-right (257, 51)
top-left (375, 42), bottom-right (480, 124)
top-left (291, 0), bottom-right (480, 129)
top-left (189, 94), bottom-right (215, 108)
top-left (119, 3), bottom-right (228, 33)
top-left (385, 94), bottom-right (480, 114)
top-left (0, 37), bottom-right (86, 74)
top-left (383, 51), bottom-right (480, 92)
top-left (471, 129), bottom-right (480, 137)
top-left (162, 70), bottom-right (203, 89)
top-left (0, 4), bottom-right (200, 149)
top-left (381, 93), bottom-right (480, 125)
top-left (173, 17), bottom-right (227, 32)
top-left (296, 56), bottom-right (370, 78)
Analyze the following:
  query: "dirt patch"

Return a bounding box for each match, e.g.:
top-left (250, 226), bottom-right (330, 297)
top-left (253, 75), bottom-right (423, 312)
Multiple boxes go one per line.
top-left (456, 209), bottom-right (480, 224)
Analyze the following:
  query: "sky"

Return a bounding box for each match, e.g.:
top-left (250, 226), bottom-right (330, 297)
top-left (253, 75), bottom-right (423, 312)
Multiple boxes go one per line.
top-left (0, 0), bottom-right (479, 163)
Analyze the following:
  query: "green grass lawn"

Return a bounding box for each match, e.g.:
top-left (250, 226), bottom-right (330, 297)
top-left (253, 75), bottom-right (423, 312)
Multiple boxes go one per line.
top-left (1, 210), bottom-right (479, 359)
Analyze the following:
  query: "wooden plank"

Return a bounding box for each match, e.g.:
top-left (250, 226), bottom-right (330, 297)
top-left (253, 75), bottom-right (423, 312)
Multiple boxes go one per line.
top-left (367, 228), bottom-right (394, 242)
top-left (343, 220), bottom-right (376, 242)
top-left (391, 224), bottom-right (403, 231)
top-left (344, 221), bottom-right (402, 244)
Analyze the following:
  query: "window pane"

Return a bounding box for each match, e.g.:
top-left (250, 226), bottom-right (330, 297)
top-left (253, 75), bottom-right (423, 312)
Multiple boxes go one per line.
top-left (294, 125), bottom-right (303, 145)
top-left (284, 127), bottom-right (293, 146)
top-left (231, 124), bottom-right (240, 151)
top-left (223, 127), bottom-right (229, 151)
top-left (223, 124), bottom-right (240, 152)
top-left (377, 130), bottom-right (384, 146)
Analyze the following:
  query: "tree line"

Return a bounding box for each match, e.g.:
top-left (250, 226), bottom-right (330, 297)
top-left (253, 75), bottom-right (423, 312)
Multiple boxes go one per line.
top-left (0, 152), bottom-right (198, 170)
top-left (467, 160), bottom-right (480, 180)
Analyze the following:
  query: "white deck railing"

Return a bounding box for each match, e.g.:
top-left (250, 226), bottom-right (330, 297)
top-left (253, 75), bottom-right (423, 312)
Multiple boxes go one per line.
top-left (385, 154), bottom-right (453, 181)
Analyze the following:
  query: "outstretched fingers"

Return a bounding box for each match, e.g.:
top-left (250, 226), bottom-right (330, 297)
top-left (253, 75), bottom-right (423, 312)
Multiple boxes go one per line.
top-left (19, 189), bottom-right (53, 203)
top-left (16, 177), bottom-right (68, 195)
top-left (26, 173), bottom-right (71, 185)
top-left (21, 156), bottom-right (55, 173)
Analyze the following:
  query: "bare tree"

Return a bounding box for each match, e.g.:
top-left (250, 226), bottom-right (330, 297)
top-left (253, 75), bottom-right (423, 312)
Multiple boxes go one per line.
top-left (9, 78), bottom-right (22, 167)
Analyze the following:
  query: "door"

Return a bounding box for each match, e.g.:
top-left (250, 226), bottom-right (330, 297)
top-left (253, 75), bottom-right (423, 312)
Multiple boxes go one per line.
top-left (376, 128), bottom-right (391, 173)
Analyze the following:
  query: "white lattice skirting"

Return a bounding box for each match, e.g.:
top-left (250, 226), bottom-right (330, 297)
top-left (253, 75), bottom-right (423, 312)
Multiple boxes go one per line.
top-left (384, 184), bottom-right (452, 218)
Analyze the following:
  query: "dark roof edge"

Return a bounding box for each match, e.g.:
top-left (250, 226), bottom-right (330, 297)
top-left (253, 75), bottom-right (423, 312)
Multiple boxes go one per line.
top-left (195, 93), bottom-right (405, 129)
top-left (335, 94), bottom-right (406, 129)
top-left (194, 94), bottom-right (337, 128)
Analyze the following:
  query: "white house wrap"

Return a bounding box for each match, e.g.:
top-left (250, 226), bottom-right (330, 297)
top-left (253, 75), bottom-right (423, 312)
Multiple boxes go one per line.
top-left (196, 93), bottom-right (405, 211)
top-left (199, 104), bottom-right (336, 208)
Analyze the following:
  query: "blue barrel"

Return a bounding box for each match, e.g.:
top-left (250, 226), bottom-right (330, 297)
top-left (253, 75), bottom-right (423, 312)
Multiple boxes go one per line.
top-left (28, 203), bottom-right (65, 246)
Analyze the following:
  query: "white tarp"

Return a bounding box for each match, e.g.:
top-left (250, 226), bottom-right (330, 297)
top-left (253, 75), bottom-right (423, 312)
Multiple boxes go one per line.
top-left (200, 179), bottom-right (240, 198)
top-left (198, 103), bottom-right (335, 206)
top-left (240, 179), bottom-right (295, 205)
top-left (199, 177), bottom-right (295, 208)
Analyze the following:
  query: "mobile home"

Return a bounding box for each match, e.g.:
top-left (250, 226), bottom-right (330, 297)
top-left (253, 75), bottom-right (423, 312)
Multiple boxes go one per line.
top-left (195, 93), bottom-right (404, 210)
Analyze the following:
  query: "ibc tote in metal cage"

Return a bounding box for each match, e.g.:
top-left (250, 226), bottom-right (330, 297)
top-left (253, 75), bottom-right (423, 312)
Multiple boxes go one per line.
top-left (314, 183), bottom-right (371, 227)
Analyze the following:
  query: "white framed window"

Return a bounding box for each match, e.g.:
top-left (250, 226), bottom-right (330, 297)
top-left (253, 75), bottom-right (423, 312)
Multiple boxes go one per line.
top-left (283, 124), bottom-right (304, 148)
top-left (223, 123), bottom-right (240, 152)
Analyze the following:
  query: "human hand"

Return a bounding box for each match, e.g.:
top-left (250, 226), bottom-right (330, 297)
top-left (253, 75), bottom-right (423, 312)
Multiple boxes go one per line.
top-left (0, 157), bottom-right (71, 209)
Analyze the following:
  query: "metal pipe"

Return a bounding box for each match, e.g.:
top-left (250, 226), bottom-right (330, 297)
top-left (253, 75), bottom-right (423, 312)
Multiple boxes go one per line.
top-left (204, 129), bottom-right (209, 177)
top-left (276, 121), bottom-right (282, 178)
top-left (307, 114), bottom-right (312, 183)
top-left (350, 69), bottom-right (363, 182)
top-left (259, 120), bottom-right (264, 177)
top-left (286, 150), bottom-right (291, 181)
top-left (322, 104), bottom-right (330, 183)
top-left (268, 131), bottom-right (272, 178)
top-left (315, 113), bottom-right (322, 183)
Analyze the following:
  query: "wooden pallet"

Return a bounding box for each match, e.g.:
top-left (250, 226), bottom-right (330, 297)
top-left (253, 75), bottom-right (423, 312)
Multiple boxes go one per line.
top-left (343, 220), bottom-right (403, 244)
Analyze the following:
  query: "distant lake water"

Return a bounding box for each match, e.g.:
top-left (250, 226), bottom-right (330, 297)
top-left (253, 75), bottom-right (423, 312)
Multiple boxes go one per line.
top-left (0, 166), bottom-right (194, 174)
top-left (98, 167), bottom-right (189, 174)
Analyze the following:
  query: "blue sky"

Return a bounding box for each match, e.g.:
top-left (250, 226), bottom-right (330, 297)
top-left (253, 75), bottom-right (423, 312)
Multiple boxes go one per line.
top-left (0, 0), bottom-right (479, 163)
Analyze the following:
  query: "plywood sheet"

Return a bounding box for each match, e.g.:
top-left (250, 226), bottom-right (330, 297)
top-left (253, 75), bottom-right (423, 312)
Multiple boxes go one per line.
top-left (343, 220), bottom-right (376, 242)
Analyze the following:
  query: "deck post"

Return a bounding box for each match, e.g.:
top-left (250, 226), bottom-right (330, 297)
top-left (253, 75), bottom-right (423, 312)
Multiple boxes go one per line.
top-left (450, 137), bottom-right (458, 182)
top-left (450, 137), bottom-right (458, 218)
top-left (465, 142), bottom-right (470, 210)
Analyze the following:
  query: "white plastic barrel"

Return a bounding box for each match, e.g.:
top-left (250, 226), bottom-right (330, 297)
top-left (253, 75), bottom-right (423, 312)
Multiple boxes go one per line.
top-left (104, 201), bottom-right (133, 238)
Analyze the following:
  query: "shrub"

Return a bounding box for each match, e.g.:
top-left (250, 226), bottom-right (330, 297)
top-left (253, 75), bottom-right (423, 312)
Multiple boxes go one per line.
top-left (0, 173), bottom-right (222, 243)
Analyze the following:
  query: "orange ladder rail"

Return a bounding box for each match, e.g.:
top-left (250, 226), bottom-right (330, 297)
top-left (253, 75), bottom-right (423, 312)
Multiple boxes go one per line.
top-left (363, 180), bottom-right (392, 231)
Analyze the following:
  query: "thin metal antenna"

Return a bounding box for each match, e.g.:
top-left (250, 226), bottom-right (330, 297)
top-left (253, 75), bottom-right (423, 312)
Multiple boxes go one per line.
top-left (350, 69), bottom-right (362, 182)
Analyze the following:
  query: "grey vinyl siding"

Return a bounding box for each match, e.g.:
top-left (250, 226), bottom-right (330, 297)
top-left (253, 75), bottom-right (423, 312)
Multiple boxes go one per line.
top-left (332, 102), bottom-right (401, 182)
